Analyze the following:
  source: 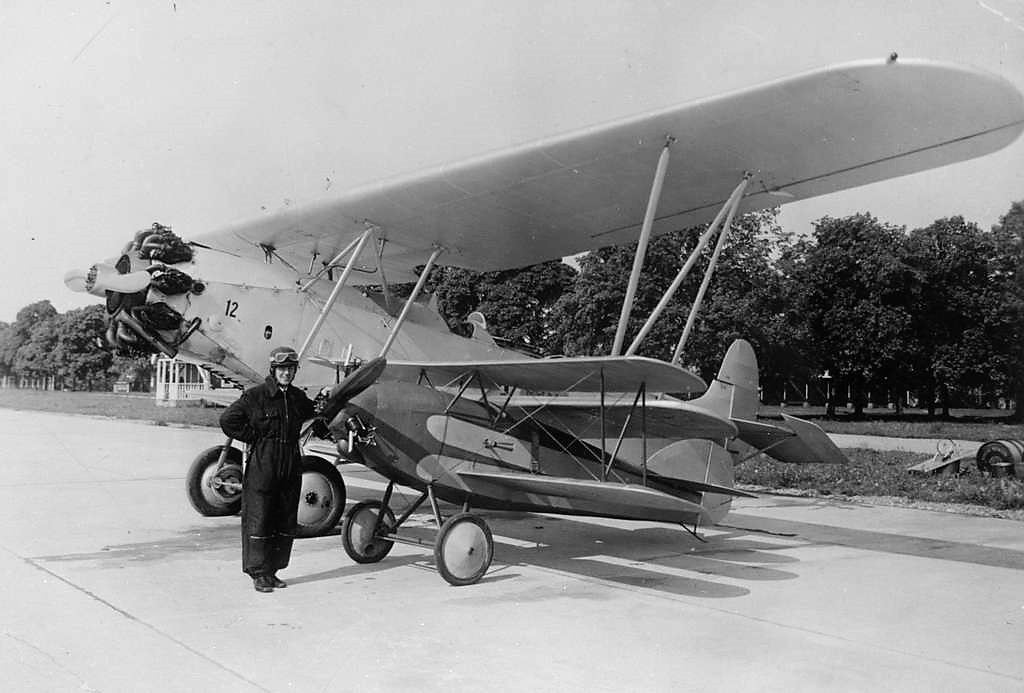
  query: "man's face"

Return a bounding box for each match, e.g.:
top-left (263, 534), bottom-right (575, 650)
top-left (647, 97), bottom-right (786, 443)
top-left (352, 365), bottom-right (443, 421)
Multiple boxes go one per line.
top-left (273, 365), bottom-right (297, 387)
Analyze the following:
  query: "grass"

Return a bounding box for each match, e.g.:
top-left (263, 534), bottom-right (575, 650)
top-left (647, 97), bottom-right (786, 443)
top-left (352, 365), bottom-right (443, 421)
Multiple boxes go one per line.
top-left (736, 448), bottom-right (1024, 515)
top-left (0, 389), bottom-right (223, 428)
top-left (761, 404), bottom-right (1024, 442)
top-left (3, 388), bottom-right (1022, 515)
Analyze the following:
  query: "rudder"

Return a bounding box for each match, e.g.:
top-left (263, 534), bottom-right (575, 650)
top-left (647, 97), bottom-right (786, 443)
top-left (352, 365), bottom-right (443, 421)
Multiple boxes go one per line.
top-left (689, 339), bottom-right (759, 422)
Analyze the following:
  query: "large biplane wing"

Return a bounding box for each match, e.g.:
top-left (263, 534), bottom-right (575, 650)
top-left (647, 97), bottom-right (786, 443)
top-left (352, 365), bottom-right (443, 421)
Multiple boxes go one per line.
top-left (191, 59), bottom-right (1024, 280)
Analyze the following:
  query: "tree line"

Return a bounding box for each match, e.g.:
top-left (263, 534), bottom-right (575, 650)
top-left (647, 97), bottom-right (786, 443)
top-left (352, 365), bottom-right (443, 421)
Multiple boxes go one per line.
top-left (0, 300), bottom-right (149, 392)
top-left (2, 201), bottom-right (1021, 419)
top-left (426, 202), bottom-right (1024, 419)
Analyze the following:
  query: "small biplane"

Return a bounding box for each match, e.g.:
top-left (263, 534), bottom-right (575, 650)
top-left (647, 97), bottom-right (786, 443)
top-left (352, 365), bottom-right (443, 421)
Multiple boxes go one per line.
top-left (66, 58), bottom-right (1024, 583)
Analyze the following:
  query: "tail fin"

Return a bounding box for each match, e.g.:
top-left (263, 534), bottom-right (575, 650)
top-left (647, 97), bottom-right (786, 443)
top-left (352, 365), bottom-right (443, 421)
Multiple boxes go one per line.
top-left (645, 341), bottom-right (760, 525)
top-left (650, 339), bottom-right (847, 527)
top-left (693, 339), bottom-right (848, 465)
top-left (689, 339), bottom-right (760, 422)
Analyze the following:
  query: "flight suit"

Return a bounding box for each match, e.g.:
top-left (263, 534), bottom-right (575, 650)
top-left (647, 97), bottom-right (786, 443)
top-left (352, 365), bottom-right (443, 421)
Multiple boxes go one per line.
top-left (219, 376), bottom-right (316, 577)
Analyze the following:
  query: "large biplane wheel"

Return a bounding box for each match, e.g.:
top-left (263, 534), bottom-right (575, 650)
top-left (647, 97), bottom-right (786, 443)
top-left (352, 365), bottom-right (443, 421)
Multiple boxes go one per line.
top-left (342, 500), bottom-right (397, 564)
top-left (434, 513), bottom-right (493, 586)
top-left (186, 445), bottom-right (243, 516)
top-left (295, 456), bottom-right (346, 538)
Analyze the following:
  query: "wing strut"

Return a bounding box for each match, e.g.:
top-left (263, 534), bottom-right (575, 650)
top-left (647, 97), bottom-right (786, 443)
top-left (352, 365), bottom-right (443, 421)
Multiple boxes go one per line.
top-left (611, 137), bottom-right (674, 356)
top-left (378, 246), bottom-right (444, 358)
top-left (298, 228), bottom-right (373, 292)
top-left (297, 227), bottom-right (373, 360)
top-left (626, 173), bottom-right (751, 356)
top-left (671, 173), bottom-right (751, 363)
top-left (603, 382), bottom-right (647, 483)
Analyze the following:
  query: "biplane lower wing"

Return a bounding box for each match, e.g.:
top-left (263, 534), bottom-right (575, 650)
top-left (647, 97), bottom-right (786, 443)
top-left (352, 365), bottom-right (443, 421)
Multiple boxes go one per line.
top-left (733, 414), bottom-right (848, 465)
top-left (645, 472), bottom-right (758, 499)
top-left (454, 469), bottom-right (705, 522)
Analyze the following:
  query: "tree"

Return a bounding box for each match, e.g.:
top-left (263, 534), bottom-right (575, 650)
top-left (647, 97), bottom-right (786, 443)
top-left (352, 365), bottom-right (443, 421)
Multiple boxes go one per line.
top-left (902, 217), bottom-right (1002, 416)
top-left (0, 322), bottom-right (12, 379)
top-left (2, 300), bottom-right (57, 367)
top-left (8, 300), bottom-right (60, 386)
top-left (109, 354), bottom-right (154, 392)
top-left (53, 305), bottom-right (113, 390)
top-left (672, 209), bottom-right (799, 390)
top-left (426, 260), bottom-right (577, 353)
top-left (989, 200), bottom-right (1024, 419)
top-left (785, 214), bottom-right (914, 417)
top-left (545, 209), bottom-right (793, 382)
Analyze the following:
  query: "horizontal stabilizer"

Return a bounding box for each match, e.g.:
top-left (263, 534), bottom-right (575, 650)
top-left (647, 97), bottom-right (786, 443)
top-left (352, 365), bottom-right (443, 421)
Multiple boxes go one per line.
top-left (734, 414), bottom-right (848, 464)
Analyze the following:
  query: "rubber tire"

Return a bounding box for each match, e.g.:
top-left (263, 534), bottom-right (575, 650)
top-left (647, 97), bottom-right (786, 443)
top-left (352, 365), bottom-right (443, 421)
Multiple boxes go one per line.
top-left (186, 445), bottom-right (243, 516)
top-left (295, 456), bottom-right (346, 538)
top-left (434, 513), bottom-right (493, 586)
top-left (976, 440), bottom-right (1023, 477)
top-left (342, 500), bottom-right (397, 564)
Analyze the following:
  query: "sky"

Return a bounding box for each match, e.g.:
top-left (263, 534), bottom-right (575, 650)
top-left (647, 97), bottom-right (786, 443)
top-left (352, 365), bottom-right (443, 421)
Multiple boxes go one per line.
top-left (3, 0), bottom-right (1024, 323)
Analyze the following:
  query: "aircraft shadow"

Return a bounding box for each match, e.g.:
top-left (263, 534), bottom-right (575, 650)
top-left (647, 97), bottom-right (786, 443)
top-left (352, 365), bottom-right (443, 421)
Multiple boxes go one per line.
top-left (38, 485), bottom-right (1022, 603)
top-left (26, 482), bottom-right (789, 602)
top-left (33, 521), bottom-right (243, 564)
top-left (324, 486), bottom-right (806, 600)
top-left (726, 511), bottom-right (1024, 571)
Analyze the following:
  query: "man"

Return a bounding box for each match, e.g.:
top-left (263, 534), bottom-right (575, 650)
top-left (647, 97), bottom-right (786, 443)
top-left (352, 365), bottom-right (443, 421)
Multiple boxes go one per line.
top-left (220, 345), bottom-right (317, 593)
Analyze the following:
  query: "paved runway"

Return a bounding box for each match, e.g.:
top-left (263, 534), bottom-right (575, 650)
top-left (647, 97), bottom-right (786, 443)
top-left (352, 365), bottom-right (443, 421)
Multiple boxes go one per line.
top-left (1, 409), bottom-right (1022, 692)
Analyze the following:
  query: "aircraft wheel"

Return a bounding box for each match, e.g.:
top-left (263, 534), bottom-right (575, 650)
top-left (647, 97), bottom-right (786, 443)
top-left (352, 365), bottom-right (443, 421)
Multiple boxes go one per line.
top-left (342, 500), bottom-right (396, 564)
top-left (186, 445), bottom-right (243, 516)
top-left (434, 513), bottom-right (493, 586)
top-left (295, 456), bottom-right (346, 538)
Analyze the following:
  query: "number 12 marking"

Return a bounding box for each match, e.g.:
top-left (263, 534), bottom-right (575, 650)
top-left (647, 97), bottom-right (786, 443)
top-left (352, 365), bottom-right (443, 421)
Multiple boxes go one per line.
top-left (225, 300), bottom-right (239, 318)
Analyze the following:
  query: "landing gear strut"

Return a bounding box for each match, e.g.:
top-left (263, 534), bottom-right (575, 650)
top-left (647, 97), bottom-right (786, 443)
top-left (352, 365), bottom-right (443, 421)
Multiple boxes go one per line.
top-left (340, 481), bottom-right (494, 586)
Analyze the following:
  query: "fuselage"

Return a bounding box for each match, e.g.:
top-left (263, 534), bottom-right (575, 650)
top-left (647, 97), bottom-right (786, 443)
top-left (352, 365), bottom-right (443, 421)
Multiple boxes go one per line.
top-left (67, 234), bottom-right (736, 526)
top-left (73, 241), bottom-right (528, 389)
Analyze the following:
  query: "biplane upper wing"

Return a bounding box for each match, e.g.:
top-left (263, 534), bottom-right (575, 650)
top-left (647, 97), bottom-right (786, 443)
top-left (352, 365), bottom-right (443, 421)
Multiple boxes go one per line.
top-left (384, 355), bottom-right (706, 394)
top-left (190, 59), bottom-right (1023, 280)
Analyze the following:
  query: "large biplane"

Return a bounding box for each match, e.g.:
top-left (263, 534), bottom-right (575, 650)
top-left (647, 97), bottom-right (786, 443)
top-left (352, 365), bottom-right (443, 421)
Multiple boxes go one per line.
top-left (66, 58), bottom-right (1024, 583)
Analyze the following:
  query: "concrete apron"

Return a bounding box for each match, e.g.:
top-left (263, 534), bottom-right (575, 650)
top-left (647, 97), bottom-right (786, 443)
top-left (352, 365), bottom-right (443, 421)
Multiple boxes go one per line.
top-left (0, 409), bottom-right (1021, 692)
